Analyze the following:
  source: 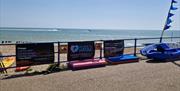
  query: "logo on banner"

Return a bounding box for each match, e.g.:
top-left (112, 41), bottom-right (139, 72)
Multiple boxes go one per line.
top-left (70, 45), bottom-right (93, 53)
top-left (71, 45), bottom-right (79, 53)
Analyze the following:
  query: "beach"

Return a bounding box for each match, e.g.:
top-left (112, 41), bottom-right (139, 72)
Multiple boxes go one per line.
top-left (0, 44), bottom-right (180, 91)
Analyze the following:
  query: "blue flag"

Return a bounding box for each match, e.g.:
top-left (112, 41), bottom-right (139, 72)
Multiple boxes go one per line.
top-left (170, 5), bottom-right (178, 10)
top-left (164, 25), bottom-right (171, 30)
top-left (164, 0), bottom-right (178, 30)
top-left (160, 0), bottom-right (178, 42)
top-left (172, 0), bottom-right (178, 3)
top-left (168, 12), bottom-right (174, 17)
top-left (166, 18), bottom-right (172, 25)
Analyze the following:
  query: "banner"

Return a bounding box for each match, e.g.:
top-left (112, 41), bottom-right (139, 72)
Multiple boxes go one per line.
top-left (16, 43), bottom-right (54, 67)
top-left (166, 18), bottom-right (172, 25)
top-left (172, 0), bottom-right (177, 3)
top-left (163, 0), bottom-right (178, 31)
top-left (68, 41), bottom-right (95, 61)
top-left (164, 25), bottom-right (171, 30)
top-left (168, 12), bottom-right (174, 17)
top-left (160, 0), bottom-right (178, 42)
top-left (104, 40), bottom-right (124, 58)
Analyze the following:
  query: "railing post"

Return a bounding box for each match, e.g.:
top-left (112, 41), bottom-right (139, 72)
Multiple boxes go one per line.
top-left (100, 41), bottom-right (102, 59)
top-left (134, 38), bottom-right (137, 56)
top-left (57, 41), bottom-right (60, 65)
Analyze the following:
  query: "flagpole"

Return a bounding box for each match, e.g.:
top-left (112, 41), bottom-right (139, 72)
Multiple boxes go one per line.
top-left (160, 1), bottom-right (173, 43)
top-left (160, 29), bottom-right (165, 43)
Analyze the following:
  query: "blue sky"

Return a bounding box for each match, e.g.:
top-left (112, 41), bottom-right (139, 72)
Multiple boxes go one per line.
top-left (0, 0), bottom-right (180, 30)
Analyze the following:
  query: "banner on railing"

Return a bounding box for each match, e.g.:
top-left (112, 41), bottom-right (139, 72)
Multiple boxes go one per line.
top-left (68, 41), bottom-right (95, 61)
top-left (16, 43), bottom-right (54, 67)
top-left (104, 40), bottom-right (124, 58)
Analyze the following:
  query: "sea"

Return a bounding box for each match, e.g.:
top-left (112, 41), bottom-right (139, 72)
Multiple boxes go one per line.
top-left (0, 28), bottom-right (180, 46)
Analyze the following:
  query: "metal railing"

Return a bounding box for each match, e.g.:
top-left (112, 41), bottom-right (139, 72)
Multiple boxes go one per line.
top-left (0, 37), bottom-right (180, 70)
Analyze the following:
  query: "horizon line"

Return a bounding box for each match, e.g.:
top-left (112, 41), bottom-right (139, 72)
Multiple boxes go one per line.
top-left (0, 27), bottom-right (180, 31)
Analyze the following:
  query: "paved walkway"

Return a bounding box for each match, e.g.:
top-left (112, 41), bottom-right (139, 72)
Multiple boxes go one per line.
top-left (1, 60), bottom-right (180, 91)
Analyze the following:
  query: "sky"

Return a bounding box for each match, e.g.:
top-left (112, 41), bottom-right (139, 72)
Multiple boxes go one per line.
top-left (0, 0), bottom-right (180, 30)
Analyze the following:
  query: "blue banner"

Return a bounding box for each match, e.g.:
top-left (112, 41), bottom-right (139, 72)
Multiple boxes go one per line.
top-left (166, 18), bottom-right (172, 25)
top-left (172, 0), bottom-right (178, 3)
top-left (168, 12), bottom-right (174, 17)
top-left (160, 0), bottom-right (178, 42)
top-left (164, 25), bottom-right (171, 30)
top-left (170, 5), bottom-right (178, 10)
top-left (163, 0), bottom-right (178, 30)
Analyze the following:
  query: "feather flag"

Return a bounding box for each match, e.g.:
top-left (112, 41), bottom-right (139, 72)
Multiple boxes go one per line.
top-left (163, 0), bottom-right (178, 31)
top-left (160, 0), bottom-right (178, 43)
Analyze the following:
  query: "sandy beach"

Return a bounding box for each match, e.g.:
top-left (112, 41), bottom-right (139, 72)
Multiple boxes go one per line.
top-left (0, 44), bottom-right (180, 91)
